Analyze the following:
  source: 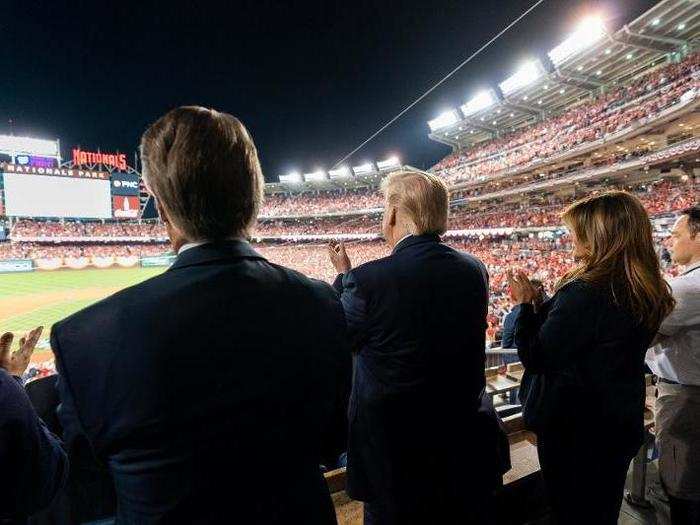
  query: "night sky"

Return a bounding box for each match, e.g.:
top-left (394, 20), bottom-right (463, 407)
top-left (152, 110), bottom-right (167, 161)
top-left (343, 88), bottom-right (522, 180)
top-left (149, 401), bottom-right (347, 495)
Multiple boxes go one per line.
top-left (2, 0), bottom-right (657, 181)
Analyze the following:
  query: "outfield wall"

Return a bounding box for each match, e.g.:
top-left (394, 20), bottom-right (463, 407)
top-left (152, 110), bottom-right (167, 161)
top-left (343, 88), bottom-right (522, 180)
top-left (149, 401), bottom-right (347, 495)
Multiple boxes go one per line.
top-left (0, 255), bottom-right (176, 273)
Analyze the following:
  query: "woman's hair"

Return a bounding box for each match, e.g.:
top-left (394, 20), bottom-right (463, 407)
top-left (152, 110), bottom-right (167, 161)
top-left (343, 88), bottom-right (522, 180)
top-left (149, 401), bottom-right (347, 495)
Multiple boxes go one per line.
top-left (559, 190), bottom-right (674, 331)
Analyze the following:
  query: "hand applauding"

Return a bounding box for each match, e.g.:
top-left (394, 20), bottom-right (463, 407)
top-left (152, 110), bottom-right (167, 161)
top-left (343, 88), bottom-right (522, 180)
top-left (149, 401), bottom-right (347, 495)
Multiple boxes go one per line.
top-left (328, 241), bottom-right (352, 274)
top-left (506, 270), bottom-right (538, 305)
top-left (0, 326), bottom-right (44, 378)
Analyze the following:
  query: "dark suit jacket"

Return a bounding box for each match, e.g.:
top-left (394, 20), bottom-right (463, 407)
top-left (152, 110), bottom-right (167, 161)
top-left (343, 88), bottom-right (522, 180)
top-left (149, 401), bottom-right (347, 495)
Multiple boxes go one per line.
top-left (501, 306), bottom-right (522, 365)
top-left (514, 279), bottom-right (654, 454)
top-left (333, 234), bottom-right (506, 515)
top-left (0, 370), bottom-right (67, 522)
top-left (52, 240), bottom-right (352, 524)
top-left (25, 375), bottom-right (116, 525)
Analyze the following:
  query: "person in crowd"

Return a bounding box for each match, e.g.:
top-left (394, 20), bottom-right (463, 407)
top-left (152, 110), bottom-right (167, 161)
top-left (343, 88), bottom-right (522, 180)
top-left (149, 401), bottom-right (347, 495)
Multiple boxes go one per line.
top-left (25, 374), bottom-right (116, 525)
top-left (52, 106), bottom-right (352, 524)
top-left (328, 170), bottom-right (508, 525)
top-left (0, 327), bottom-right (68, 522)
top-left (646, 205), bottom-right (700, 525)
top-left (508, 191), bottom-right (675, 524)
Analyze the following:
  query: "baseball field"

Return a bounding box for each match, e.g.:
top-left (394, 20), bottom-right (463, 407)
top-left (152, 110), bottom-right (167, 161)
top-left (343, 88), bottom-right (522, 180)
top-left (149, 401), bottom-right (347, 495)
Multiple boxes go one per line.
top-left (0, 267), bottom-right (165, 360)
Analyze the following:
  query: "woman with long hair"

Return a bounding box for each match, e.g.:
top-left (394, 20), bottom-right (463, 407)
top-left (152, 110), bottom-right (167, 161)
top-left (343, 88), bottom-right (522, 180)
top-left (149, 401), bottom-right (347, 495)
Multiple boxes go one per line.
top-left (508, 191), bottom-right (675, 524)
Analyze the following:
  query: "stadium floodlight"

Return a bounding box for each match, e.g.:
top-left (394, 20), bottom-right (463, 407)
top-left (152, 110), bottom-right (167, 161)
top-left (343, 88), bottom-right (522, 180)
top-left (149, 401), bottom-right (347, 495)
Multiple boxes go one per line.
top-left (279, 171), bottom-right (302, 183)
top-left (304, 170), bottom-right (327, 182)
top-left (0, 135), bottom-right (60, 157)
top-left (352, 162), bottom-right (375, 176)
top-left (499, 60), bottom-right (542, 96)
top-left (460, 90), bottom-right (496, 117)
top-left (377, 156), bottom-right (401, 171)
top-left (548, 16), bottom-right (605, 66)
top-left (427, 109), bottom-right (459, 131)
top-left (329, 166), bottom-right (352, 179)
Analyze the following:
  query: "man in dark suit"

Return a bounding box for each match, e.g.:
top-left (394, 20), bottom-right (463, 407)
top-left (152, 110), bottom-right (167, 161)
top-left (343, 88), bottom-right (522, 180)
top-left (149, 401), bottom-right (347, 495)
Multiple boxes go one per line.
top-left (0, 328), bottom-right (68, 522)
top-left (328, 171), bottom-right (508, 525)
top-left (25, 375), bottom-right (116, 525)
top-left (52, 106), bottom-right (351, 524)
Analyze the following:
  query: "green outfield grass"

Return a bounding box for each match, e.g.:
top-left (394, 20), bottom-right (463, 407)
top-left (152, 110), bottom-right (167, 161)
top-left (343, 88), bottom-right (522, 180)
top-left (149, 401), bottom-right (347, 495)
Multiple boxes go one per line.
top-left (0, 267), bottom-right (165, 349)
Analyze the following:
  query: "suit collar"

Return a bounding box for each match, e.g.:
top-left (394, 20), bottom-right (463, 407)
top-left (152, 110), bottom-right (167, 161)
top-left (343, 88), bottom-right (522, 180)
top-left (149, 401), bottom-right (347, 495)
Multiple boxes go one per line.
top-left (168, 239), bottom-right (265, 271)
top-left (391, 233), bottom-right (441, 254)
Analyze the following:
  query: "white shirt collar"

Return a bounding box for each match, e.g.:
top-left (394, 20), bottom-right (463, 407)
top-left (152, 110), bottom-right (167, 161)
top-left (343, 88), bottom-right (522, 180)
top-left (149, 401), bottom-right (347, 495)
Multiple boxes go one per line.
top-left (177, 238), bottom-right (243, 255)
top-left (684, 259), bottom-right (700, 275)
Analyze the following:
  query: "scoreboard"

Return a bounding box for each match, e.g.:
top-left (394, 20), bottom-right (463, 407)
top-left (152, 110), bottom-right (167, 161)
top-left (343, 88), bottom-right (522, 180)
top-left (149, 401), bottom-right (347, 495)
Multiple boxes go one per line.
top-left (0, 163), bottom-right (142, 219)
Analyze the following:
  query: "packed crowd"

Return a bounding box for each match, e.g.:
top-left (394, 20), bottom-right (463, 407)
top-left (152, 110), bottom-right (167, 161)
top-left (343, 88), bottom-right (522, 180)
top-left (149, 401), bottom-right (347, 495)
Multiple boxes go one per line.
top-left (0, 242), bottom-right (167, 260)
top-left (260, 188), bottom-right (383, 217)
top-left (11, 219), bottom-right (166, 238)
top-left (254, 215), bottom-right (379, 236)
top-left (432, 53), bottom-right (700, 184)
top-left (4, 177), bottom-right (693, 245)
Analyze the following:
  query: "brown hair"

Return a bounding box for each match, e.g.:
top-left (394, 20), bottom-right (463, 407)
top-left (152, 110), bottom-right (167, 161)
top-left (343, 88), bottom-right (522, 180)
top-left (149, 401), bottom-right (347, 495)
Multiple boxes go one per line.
top-left (681, 205), bottom-right (700, 238)
top-left (559, 191), bottom-right (674, 331)
top-left (380, 170), bottom-right (448, 235)
top-left (140, 106), bottom-right (264, 240)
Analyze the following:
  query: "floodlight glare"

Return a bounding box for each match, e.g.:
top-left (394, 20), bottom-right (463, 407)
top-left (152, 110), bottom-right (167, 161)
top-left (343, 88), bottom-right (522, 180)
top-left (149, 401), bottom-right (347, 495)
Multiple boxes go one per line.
top-left (352, 162), bottom-right (375, 175)
top-left (329, 166), bottom-right (352, 179)
top-left (460, 90), bottom-right (495, 116)
top-left (279, 171), bottom-right (302, 183)
top-left (304, 170), bottom-right (327, 182)
top-left (377, 156), bottom-right (401, 171)
top-left (499, 61), bottom-right (542, 96)
top-left (0, 135), bottom-right (60, 157)
top-left (548, 16), bottom-right (605, 66)
top-left (428, 109), bottom-right (459, 131)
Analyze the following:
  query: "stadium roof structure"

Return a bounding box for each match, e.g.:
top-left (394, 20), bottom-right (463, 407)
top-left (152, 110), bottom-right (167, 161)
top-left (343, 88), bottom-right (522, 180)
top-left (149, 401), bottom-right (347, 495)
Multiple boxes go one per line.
top-left (428, 0), bottom-right (700, 149)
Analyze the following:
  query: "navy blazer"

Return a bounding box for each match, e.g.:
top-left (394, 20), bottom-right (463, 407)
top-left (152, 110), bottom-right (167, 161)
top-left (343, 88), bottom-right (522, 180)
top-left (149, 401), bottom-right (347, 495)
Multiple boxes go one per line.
top-left (333, 234), bottom-right (505, 511)
top-left (25, 375), bottom-right (116, 525)
top-left (52, 240), bottom-right (352, 524)
top-left (0, 370), bottom-right (67, 521)
top-left (514, 279), bottom-right (654, 452)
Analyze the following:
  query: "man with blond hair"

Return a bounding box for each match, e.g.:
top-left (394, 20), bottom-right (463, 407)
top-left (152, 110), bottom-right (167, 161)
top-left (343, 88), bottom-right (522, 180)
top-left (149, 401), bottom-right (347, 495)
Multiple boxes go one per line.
top-left (328, 170), bottom-right (507, 525)
top-left (53, 106), bottom-right (351, 524)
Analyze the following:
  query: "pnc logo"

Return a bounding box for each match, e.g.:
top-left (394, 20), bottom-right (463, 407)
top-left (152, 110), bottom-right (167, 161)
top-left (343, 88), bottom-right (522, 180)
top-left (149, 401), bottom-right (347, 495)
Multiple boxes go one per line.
top-left (113, 180), bottom-right (139, 189)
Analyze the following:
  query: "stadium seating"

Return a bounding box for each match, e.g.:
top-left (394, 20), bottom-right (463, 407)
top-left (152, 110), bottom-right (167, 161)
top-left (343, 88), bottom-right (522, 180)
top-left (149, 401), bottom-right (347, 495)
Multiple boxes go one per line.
top-left (431, 53), bottom-right (700, 184)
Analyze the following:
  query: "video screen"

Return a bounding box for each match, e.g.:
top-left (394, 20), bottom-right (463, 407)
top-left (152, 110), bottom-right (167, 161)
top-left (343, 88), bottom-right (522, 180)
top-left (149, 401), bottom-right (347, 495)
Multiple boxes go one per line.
top-left (2, 172), bottom-right (112, 219)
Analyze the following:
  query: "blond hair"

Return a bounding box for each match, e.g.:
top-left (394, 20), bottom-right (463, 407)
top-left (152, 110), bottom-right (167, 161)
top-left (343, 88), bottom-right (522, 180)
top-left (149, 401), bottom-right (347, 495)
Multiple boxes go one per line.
top-left (380, 170), bottom-right (448, 235)
top-left (559, 190), bottom-right (674, 331)
top-left (140, 106), bottom-right (264, 241)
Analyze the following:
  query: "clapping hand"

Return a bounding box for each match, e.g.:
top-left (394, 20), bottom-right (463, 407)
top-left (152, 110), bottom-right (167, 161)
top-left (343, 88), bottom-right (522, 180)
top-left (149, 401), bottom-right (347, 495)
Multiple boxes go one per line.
top-left (506, 270), bottom-right (537, 305)
top-left (327, 241), bottom-right (352, 274)
top-left (0, 326), bottom-right (43, 378)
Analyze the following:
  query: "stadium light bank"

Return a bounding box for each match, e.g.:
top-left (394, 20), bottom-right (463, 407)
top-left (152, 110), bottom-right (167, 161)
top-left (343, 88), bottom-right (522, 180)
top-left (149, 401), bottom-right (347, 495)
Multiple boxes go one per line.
top-left (427, 14), bottom-right (606, 128)
top-left (0, 134), bottom-right (62, 162)
top-left (278, 156), bottom-right (400, 184)
top-left (548, 16), bottom-right (606, 66)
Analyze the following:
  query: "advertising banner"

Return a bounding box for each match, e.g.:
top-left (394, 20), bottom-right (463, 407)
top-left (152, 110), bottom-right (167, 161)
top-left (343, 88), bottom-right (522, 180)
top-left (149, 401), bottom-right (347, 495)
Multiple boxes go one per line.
top-left (34, 258), bottom-right (62, 271)
top-left (110, 172), bottom-right (141, 196)
top-left (0, 259), bottom-right (33, 273)
top-left (140, 255), bottom-right (176, 267)
top-left (113, 196), bottom-right (140, 218)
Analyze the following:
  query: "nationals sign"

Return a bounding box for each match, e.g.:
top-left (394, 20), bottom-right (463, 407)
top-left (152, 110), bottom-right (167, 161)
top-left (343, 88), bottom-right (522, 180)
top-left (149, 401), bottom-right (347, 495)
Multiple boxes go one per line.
top-left (73, 148), bottom-right (128, 171)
